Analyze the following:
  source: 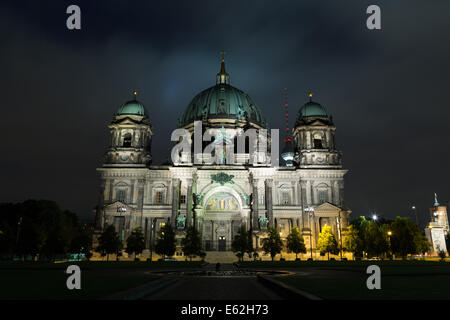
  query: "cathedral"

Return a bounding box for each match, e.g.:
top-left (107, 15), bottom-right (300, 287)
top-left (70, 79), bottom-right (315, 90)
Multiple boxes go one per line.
top-left (94, 55), bottom-right (351, 258)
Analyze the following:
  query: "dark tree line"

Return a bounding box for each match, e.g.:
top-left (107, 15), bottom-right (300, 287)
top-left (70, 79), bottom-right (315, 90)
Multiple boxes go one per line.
top-left (342, 216), bottom-right (431, 259)
top-left (0, 200), bottom-right (93, 261)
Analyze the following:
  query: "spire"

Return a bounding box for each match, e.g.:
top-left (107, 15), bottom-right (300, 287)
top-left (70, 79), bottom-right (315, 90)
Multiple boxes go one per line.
top-left (283, 88), bottom-right (291, 142)
top-left (434, 193), bottom-right (440, 207)
top-left (281, 88), bottom-right (294, 166)
top-left (216, 50), bottom-right (230, 85)
top-left (133, 90), bottom-right (138, 101)
top-left (308, 92), bottom-right (313, 102)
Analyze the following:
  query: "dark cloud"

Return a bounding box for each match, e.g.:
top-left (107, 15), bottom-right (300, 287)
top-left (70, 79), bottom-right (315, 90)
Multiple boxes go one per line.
top-left (0, 0), bottom-right (448, 225)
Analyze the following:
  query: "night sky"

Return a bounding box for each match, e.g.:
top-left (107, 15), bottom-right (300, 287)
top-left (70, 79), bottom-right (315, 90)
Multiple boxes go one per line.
top-left (1, 0), bottom-right (448, 225)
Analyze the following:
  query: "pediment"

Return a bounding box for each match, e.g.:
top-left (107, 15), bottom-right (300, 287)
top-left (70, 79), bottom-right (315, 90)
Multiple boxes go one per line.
top-left (115, 118), bottom-right (140, 125)
top-left (104, 201), bottom-right (134, 212)
top-left (314, 202), bottom-right (341, 213)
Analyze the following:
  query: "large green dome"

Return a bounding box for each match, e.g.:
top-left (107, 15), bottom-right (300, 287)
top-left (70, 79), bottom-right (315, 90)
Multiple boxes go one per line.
top-left (117, 99), bottom-right (147, 116)
top-left (179, 57), bottom-right (265, 127)
top-left (180, 84), bottom-right (264, 127)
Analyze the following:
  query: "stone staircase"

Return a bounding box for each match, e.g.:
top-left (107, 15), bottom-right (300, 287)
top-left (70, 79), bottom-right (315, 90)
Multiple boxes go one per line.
top-left (204, 251), bottom-right (239, 263)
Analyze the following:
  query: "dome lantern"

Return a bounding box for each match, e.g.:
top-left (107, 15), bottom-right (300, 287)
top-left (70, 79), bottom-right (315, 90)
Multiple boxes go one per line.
top-left (216, 50), bottom-right (230, 85)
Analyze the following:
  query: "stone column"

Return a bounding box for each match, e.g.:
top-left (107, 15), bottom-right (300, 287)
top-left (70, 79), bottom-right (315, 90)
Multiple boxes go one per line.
top-left (265, 179), bottom-right (274, 227)
top-left (186, 178), bottom-right (193, 228)
top-left (144, 217), bottom-right (149, 249)
top-left (137, 179), bottom-right (145, 228)
top-left (211, 220), bottom-right (215, 250)
top-left (326, 129), bottom-right (331, 149)
top-left (109, 179), bottom-right (115, 202)
top-left (251, 178), bottom-right (259, 230)
top-left (95, 179), bottom-right (106, 229)
top-left (306, 180), bottom-right (312, 206)
top-left (314, 217), bottom-right (320, 249)
top-left (171, 178), bottom-right (179, 227)
top-left (306, 131), bottom-right (311, 149)
top-left (292, 181), bottom-right (298, 205)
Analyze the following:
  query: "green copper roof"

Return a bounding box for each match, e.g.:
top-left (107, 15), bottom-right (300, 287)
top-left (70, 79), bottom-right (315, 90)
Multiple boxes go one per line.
top-left (297, 100), bottom-right (328, 118)
top-left (180, 84), bottom-right (264, 127)
top-left (179, 57), bottom-right (265, 127)
top-left (117, 99), bottom-right (147, 116)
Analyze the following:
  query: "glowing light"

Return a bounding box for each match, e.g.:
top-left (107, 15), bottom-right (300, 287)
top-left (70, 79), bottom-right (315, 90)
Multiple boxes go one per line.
top-left (372, 214), bottom-right (377, 220)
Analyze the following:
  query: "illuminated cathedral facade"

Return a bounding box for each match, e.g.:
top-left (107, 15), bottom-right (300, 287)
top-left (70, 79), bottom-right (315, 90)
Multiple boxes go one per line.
top-left (94, 56), bottom-right (351, 257)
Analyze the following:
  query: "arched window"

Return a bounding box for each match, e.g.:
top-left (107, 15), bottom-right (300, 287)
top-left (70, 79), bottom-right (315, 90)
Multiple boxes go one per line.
top-left (123, 133), bottom-right (132, 147)
top-left (313, 133), bottom-right (323, 149)
top-left (319, 190), bottom-right (328, 204)
top-left (117, 189), bottom-right (127, 202)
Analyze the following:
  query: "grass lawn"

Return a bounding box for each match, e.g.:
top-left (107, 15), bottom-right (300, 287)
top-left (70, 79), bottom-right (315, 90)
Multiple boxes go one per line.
top-left (0, 269), bottom-right (157, 300)
top-left (241, 260), bottom-right (450, 299)
top-left (0, 260), bottom-right (203, 299)
top-left (277, 274), bottom-right (450, 300)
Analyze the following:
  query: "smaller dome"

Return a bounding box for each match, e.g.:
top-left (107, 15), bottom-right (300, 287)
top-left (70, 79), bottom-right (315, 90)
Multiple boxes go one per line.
top-left (117, 92), bottom-right (147, 116)
top-left (298, 101), bottom-right (328, 118)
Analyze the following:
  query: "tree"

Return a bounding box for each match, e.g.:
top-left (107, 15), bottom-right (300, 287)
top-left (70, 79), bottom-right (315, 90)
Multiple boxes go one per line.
top-left (389, 217), bottom-right (417, 259)
top-left (446, 234), bottom-right (450, 254)
top-left (342, 225), bottom-right (362, 260)
top-left (286, 227), bottom-right (306, 260)
top-left (182, 226), bottom-right (202, 261)
top-left (70, 224), bottom-right (93, 260)
top-left (364, 222), bottom-right (388, 259)
top-left (96, 225), bottom-right (122, 261)
top-left (199, 251), bottom-right (206, 262)
top-left (438, 250), bottom-right (447, 261)
top-left (155, 223), bottom-right (176, 259)
top-left (16, 219), bottom-right (46, 260)
top-left (232, 225), bottom-right (251, 262)
top-left (0, 200), bottom-right (84, 261)
top-left (262, 227), bottom-right (283, 261)
top-left (317, 225), bottom-right (339, 260)
top-left (125, 227), bottom-right (145, 260)
top-left (41, 226), bottom-right (68, 261)
top-left (414, 232), bottom-right (431, 256)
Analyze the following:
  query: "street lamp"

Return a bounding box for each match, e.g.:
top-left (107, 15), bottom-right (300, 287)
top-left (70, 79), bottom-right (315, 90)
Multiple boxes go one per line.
top-left (387, 231), bottom-right (392, 260)
top-left (372, 214), bottom-right (377, 221)
top-left (337, 210), bottom-right (343, 260)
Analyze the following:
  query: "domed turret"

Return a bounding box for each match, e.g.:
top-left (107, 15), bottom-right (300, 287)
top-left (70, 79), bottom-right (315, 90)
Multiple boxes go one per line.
top-left (297, 93), bottom-right (328, 119)
top-left (117, 91), bottom-right (148, 116)
top-left (292, 93), bottom-right (341, 168)
top-left (103, 91), bottom-right (153, 167)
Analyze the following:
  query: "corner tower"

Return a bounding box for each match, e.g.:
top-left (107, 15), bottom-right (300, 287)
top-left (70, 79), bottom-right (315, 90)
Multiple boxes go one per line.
top-left (293, 93), bottom-right (342, 168)
top-left (94, 91), bottom-right (153, 233)
top-left (103, 91), bottom-right (153, 167)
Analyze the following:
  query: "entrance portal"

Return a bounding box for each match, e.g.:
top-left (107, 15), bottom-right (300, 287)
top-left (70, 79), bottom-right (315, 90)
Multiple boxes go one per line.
top-left (218, 236), bottom-right (226, 251)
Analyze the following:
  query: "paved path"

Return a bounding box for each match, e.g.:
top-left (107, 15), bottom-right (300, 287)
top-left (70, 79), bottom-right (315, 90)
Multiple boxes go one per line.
top-left (145, 264), bottom-right (282, 300)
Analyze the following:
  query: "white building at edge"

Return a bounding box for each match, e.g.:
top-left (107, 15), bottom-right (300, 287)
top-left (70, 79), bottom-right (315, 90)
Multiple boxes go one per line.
top-left (93, 57), bottom-right (351, 257)
top-left (425, 194), bottom-right (449, 254)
